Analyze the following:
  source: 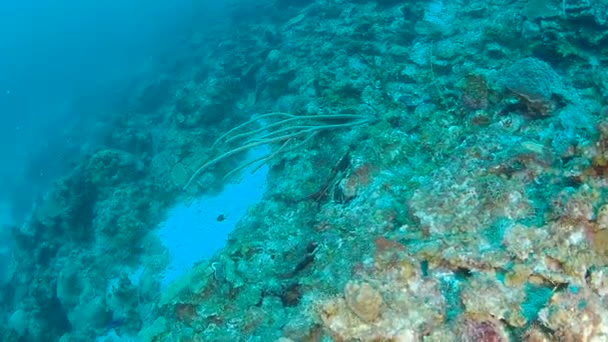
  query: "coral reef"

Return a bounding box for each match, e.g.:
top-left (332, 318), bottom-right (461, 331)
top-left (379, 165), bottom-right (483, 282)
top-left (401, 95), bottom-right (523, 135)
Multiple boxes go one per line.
top-left (3, 0), bottom-right (608, 341)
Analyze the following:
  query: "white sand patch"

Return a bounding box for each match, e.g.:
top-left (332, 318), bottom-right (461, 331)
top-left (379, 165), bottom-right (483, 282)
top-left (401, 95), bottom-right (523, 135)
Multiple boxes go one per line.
top-left (156, 146), bottom-right (269, 288)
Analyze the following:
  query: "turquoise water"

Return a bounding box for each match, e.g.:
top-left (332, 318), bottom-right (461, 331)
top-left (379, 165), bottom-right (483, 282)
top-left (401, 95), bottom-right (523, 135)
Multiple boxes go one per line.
top-left (2, 0), bottom-right (608, 341)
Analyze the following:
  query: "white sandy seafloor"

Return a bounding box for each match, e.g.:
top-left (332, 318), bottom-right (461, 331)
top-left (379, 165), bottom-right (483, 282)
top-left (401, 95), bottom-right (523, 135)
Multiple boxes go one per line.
top-left (156, 147), bottom-right (270, 288)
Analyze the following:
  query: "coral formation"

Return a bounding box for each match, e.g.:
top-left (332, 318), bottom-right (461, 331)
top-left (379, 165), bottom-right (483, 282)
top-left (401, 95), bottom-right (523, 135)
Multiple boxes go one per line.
top-left (3, 0), bottom-right (608, 340)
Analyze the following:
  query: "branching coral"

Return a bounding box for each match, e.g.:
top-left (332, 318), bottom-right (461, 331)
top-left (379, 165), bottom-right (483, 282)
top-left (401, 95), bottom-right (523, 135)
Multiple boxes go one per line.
top-left (183, 112), bottom-right (370, 189)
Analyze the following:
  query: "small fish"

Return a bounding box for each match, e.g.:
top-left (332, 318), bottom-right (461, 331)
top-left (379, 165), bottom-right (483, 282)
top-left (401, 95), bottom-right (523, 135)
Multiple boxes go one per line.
top-left (216, 214), bottom-right (227, 222)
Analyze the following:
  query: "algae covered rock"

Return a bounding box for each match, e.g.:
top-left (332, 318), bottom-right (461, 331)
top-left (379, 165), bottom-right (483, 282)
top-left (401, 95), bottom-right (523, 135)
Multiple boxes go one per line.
top-left (85, 149), bottom-right (144, 189)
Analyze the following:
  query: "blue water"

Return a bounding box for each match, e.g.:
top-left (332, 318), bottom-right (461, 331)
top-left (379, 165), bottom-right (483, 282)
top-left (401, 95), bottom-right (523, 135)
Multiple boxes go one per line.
top-left (0, 1), bottom-right (223, 222)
